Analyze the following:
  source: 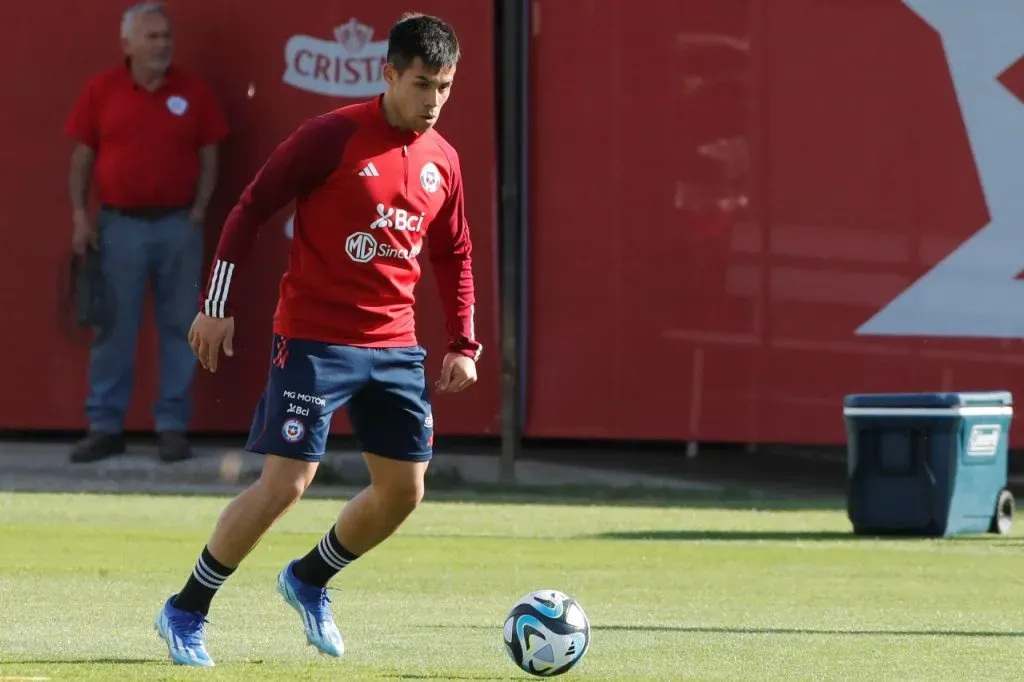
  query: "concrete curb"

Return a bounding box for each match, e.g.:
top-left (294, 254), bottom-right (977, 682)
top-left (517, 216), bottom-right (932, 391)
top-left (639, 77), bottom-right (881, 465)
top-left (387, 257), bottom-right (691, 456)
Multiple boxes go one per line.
top-left (0, 441), bottom-right (727, 498)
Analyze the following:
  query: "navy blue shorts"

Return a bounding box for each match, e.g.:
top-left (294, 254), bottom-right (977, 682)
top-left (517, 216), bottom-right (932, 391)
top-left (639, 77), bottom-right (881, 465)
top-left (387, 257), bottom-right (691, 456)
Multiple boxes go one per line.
top-left (246, 335), bottom-right (433, 463)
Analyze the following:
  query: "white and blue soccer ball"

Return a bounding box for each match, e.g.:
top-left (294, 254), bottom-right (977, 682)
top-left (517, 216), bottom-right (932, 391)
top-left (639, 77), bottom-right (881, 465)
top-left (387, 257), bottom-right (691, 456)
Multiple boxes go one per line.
top-left (502, 590), bottom-right (590, 677)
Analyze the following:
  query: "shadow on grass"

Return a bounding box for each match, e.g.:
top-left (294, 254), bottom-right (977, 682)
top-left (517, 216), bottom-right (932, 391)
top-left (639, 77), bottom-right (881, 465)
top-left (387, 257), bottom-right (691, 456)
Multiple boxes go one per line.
top-left (380, 671), bottom-right (516, 675)
top-left (424, 488), bottom-right (847, 512)
top-left (2, 657), bottom-right (160, 665)
top-left (416, 490), bottom-right (848, 512)
top-left (419, 624), bottom-right (1023, 638)
top-left (1, 483), bottom-right (849, 511)
top-left (593, 529), bottom-right (873, 541)
top-left (316, 462), bottom-right (848, 511)
top-left (270, 528), bottom-right (1016, 542)
top-left (592, 529), bottom-right (1017, 542)
top-left (612, 625), bottom-right (1024, 638)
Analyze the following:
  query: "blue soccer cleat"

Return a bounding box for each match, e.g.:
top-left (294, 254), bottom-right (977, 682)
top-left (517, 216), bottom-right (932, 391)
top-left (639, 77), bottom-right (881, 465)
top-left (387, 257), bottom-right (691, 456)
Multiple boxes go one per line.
top-left (276, 560), bottom-right (345, 657)
top-left (155, 596), bottom-right (215, 667)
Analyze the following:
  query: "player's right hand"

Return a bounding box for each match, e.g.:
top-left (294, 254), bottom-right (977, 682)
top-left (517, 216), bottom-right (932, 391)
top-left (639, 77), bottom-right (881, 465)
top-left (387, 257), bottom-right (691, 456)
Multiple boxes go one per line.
top-left (189, 313), bottom-right (235, 373)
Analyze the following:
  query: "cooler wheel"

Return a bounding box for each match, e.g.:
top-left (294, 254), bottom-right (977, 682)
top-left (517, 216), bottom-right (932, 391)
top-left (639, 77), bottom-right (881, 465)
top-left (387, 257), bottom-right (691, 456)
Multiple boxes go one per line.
top-left (989, 488), bottom-right (1014, 535)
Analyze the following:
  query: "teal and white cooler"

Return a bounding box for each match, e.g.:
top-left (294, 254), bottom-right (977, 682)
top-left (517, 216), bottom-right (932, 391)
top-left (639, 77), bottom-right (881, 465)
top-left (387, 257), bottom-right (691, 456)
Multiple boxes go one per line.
top-left (843, 391), bottom-right (1015, 537)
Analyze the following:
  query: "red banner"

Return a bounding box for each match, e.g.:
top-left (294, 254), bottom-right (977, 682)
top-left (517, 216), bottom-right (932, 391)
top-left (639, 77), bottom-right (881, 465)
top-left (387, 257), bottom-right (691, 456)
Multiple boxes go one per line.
top-left (526, 0), bottom-right (1024, 445)
top-left (0, 1), bottom-right (499, 436)
top-left (8, 0), bottom-right (1024, 448)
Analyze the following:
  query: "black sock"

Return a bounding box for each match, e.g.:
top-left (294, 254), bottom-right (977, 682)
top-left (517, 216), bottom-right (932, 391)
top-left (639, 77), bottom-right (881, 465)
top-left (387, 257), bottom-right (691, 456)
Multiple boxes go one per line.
top-left (171, 546), bottom-right (236, 616)
top-left (292, 526), bottom-right (359, 588)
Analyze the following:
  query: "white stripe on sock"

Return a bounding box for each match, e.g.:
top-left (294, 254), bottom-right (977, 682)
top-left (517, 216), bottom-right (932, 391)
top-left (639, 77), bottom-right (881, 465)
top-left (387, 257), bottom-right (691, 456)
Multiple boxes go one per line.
top-left (317, 532), bottom-right (350, 565)
top-left (317, 535), bottom-right (350, 571)
top-left (191, 566), bottom-right (221, 590)
top-left (321, 535), bottom-right (351, 567)
top-left (195, 556), bottom-right (229, 587)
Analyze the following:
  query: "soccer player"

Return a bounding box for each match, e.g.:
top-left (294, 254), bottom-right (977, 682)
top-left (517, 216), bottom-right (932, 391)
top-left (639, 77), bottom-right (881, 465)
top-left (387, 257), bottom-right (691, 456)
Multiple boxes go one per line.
top-left (154, 14), bottom-right (481, 667)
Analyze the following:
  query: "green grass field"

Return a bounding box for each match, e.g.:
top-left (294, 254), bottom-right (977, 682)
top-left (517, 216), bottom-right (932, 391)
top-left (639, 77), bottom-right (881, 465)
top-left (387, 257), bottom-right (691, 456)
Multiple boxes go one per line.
top-left (1, 490), bottom-right (1023, 680)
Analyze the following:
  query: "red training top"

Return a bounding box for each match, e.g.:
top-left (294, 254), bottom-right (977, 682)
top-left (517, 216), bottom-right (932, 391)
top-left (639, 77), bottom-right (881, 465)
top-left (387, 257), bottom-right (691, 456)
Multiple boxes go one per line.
top-left (64, 63), bottom-right (229, 208)
top-left (201, 96), bottom-right (482, 360)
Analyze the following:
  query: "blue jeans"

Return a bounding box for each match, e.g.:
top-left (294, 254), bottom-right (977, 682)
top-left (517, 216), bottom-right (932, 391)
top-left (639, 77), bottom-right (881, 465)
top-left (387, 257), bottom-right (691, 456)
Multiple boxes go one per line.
top-left (85, 208), bottom-right (202, 433)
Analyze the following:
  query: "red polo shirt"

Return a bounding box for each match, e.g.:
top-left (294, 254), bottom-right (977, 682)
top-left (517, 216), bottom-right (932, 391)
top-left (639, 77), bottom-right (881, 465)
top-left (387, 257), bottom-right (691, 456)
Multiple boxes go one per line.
top-left (64, 63), bottom-right (229, 209)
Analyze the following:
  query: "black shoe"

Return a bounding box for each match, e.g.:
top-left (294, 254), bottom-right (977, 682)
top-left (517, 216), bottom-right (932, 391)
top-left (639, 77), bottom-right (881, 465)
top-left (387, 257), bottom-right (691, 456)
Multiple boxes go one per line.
top-left (158, 431), bottom-right (193, 463)
top-left (69, 432), bottom-right (125, 463)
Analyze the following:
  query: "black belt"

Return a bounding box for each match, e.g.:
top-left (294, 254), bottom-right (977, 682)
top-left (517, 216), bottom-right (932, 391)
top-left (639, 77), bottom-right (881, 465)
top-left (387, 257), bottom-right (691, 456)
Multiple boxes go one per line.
top-left (101, 204), bottom-right (190, 221)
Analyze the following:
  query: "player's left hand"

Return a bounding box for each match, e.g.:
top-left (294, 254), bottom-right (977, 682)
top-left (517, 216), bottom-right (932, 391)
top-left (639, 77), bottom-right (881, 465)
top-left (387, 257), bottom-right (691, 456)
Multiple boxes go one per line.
top-left (189, 312), bottom-right (235, 373)
top-left (435, 353), bottom-right (477, 393)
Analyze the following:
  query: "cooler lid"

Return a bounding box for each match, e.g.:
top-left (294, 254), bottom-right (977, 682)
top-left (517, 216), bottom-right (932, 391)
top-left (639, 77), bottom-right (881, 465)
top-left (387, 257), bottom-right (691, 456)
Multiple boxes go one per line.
top-left (843, 391), bottom-right (1013, 409)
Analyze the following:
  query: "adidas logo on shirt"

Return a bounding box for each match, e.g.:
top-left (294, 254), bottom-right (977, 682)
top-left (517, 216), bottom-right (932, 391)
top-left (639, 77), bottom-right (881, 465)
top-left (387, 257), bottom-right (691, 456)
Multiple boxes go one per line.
top-left (357, 162), bottom-right (380, 177)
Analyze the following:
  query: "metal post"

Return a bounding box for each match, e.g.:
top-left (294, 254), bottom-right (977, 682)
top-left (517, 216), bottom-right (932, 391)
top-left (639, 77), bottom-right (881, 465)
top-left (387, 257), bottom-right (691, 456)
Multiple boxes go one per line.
top-left (497, 0), bottom-right (530, 484)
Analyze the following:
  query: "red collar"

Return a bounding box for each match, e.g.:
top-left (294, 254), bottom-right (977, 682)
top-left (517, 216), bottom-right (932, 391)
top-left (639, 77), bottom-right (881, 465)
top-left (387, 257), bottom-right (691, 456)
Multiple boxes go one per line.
top-left (372, 95), bottom-right (422, 144)
top-left (123, 58), bottom-right (178, 91)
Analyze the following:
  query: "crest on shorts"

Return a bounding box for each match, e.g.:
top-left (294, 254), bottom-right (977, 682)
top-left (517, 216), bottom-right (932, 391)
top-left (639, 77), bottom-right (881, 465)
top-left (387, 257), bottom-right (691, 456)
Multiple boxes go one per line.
top-left (166, 95), bottom-right (189, 116)
top-left (420, 162), bottom-right (441, 194)
top-left (282, 418), bottom-right (305, 443)
top-left (425, 413), bottom-right (434, 429)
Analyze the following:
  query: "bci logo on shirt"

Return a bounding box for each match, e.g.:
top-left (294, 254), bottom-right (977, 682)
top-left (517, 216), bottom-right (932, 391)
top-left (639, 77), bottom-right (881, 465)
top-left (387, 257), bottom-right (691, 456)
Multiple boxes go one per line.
top-left (370, 203), bottom-right (424, 232)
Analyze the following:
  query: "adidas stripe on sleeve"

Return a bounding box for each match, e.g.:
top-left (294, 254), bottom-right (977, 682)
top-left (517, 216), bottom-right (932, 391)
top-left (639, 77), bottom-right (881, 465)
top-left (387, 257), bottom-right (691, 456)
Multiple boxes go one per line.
top-left (198, 114), bottom-right (353, 318)
top-left (203, 260), bottom-right (235, 318)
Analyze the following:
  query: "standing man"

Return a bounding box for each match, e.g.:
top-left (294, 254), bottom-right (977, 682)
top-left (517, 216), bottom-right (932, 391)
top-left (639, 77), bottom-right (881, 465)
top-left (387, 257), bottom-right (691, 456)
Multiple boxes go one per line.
top-left (64, 2), bottom-right (229, 463)
top-left (155, 13), bottom-right (481, 667)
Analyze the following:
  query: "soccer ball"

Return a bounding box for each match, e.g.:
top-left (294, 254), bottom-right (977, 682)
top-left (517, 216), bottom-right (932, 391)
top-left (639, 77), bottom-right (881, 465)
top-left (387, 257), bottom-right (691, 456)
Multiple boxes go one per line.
top-left (502, 590), bottom-right (591, 677)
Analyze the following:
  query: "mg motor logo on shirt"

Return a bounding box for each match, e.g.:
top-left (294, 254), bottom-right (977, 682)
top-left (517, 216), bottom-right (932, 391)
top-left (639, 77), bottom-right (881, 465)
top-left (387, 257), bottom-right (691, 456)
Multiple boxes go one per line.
top-left (345, 231), bottom-right (422, 263)
top-left (345, 232), bottom-right (378, 263)
top-left (283, 18), bottom-right (387, 98)
top-left (370, 203), bottom-right (424, 232)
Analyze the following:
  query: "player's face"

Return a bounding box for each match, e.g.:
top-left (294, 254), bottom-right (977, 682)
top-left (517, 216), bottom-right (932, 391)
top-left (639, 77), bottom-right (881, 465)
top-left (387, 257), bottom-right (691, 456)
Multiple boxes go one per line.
top-left (385, 57), bottom-right (456, 132)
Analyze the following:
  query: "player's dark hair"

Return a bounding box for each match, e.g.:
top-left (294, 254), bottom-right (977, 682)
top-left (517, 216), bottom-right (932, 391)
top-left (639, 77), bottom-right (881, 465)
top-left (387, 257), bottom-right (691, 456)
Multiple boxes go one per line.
top-left (387, 13), bottom-right (460, 73)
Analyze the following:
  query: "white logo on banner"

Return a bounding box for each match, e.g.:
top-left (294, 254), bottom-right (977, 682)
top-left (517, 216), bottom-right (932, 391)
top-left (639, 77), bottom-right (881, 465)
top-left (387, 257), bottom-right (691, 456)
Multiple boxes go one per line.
top-left (283, 17), bottom-right (387, 98)
top-left (857, 1), bottom-right (1024, 338)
